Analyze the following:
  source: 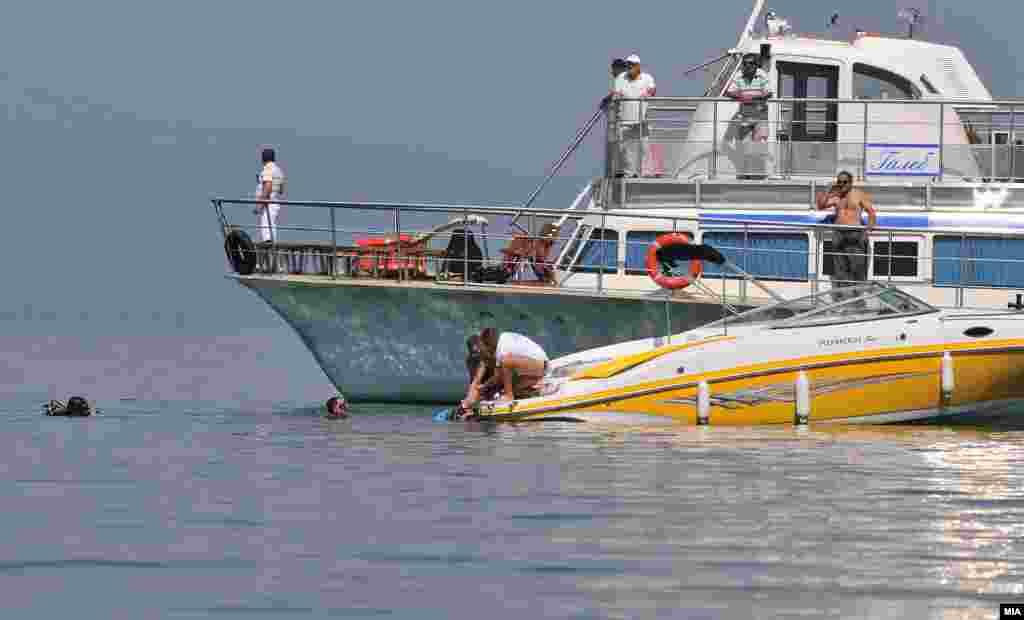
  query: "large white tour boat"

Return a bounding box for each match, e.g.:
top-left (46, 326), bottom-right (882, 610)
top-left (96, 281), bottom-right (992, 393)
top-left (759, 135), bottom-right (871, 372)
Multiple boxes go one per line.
top-left (214, 1), bottom-right (1024, 402)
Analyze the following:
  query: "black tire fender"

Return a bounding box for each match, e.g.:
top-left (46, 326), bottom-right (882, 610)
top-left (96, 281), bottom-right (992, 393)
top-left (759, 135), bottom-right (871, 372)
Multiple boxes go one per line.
top-left (224, 229), bottom-right (257, 275)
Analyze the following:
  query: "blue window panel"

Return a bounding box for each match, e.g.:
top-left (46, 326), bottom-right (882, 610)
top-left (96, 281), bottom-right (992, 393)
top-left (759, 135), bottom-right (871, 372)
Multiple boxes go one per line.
top-left (934, 236), bottom-right (1024, 288)
top-left (701, 232), bottom-right (810, 281)
top-left (625, 231), bottom-right (692, 274)
top-left (574, 229), bottom-right (618, 273)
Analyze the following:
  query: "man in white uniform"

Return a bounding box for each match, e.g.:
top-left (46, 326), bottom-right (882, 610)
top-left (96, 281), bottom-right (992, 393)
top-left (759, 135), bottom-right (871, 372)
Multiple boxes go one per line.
top-left (462, 327), bottom-right (548, 406)
top-left (612, 54), bottom-right (657, 177)
top-left (255, 147), bottom-right (286, 243)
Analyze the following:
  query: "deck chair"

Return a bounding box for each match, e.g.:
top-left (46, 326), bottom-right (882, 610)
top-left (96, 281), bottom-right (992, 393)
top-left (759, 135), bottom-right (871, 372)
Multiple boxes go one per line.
top-left (500, 223), bottom-right (560, 284)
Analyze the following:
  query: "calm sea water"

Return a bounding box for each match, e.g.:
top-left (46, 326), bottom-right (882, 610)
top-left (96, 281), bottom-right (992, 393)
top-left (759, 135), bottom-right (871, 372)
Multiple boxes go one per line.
top-left (2, 396), bottom-right (1023, 619)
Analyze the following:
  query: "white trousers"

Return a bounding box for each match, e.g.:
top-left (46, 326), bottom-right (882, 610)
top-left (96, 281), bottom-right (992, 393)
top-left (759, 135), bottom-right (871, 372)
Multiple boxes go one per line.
top-left (257, 204), bottom-right (280, 242)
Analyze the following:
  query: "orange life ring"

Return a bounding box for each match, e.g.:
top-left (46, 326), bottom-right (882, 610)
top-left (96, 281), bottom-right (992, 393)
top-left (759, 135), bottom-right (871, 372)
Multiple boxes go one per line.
top-left (646, 233), bottom-right (702, 289)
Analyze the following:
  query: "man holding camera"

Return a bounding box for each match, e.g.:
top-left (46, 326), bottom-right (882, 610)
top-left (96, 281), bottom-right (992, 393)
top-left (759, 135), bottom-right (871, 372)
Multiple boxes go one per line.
top-left (816, 170), bottom-right (877, 290)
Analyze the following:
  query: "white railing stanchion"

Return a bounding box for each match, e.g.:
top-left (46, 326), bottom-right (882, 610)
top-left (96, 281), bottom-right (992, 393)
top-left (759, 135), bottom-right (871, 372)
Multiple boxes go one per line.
top-left (938, 103), bottom-right (945, 182)
top-left (330, 207), bottom-right (338, 279)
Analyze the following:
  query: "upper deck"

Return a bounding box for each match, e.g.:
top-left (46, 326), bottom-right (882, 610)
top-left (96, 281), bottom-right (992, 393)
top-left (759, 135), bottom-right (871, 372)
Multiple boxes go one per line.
top-left (211, 4), bottom-right (1024, 314)
top-left (602, 8), bottom-right (1024, 204)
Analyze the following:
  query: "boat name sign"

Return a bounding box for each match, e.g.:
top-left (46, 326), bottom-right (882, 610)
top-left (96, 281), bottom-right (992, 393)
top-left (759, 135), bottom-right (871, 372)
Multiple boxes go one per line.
top-left (865, 144), bottom-right (939, 177)
top-left (818, 335), bottom-right (879, 347)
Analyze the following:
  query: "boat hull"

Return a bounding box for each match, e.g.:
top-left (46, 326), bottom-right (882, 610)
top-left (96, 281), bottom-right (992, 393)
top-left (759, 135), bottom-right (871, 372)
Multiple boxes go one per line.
top-left (479, 344), bottom-right (1024, 425)
top-left (236, 276), bottom-right (735, 402)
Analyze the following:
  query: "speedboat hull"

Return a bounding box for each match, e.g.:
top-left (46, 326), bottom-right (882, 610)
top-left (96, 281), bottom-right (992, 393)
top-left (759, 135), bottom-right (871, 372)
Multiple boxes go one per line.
top-left (478, 343), bottom-right (1024, 425)
top-left (471, 284), bottom-right (1024, 425)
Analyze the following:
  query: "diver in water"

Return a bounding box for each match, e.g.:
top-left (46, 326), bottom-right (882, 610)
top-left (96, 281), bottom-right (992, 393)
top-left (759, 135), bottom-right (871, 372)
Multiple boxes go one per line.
top-left (325, 395), bottom-right (349, 419)
top-left (44, 396), bottom-right (93, 417)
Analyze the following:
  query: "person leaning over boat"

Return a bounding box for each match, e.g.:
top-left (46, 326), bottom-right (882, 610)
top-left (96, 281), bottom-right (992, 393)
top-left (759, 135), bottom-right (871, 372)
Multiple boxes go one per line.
top-left (254, 147), bottom-right (286, 244)
top-left (612, 54), bottom-right (656, 177)
top-left (462, 328), bottom-right (548, 406)
top-left (463, 334), bottom-right (501, 404)
top-left (816, 170), bottom-right (877, 291)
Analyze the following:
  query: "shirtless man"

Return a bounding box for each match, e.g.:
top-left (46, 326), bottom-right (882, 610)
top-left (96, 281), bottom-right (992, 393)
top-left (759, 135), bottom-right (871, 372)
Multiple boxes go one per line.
top-left (816, 170), bottom-right (877, 291)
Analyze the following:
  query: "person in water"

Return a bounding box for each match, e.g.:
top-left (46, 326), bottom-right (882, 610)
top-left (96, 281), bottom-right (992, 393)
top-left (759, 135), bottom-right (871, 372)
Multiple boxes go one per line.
top-left (44, 396), bottom-right (92, 417)
top-left (462, 327), bottom-right (548, 407)
top-left (325, 395), bottom-right (349, 419)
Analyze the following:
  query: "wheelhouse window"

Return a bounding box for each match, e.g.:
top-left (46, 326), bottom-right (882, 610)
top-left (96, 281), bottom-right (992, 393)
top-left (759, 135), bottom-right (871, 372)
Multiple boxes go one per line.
top-left (702, 232), bottom-right (809, 281)
top-left (625, 231), bottom-right (692, 275)
top-left (572, 228), bottom-right (618, 274)
top-left (853, 63), bottom-right (921, 100)
top-left (872, 240), bottom-right (920, 278)
top-left (934, 236), bottom-right (1024, 288)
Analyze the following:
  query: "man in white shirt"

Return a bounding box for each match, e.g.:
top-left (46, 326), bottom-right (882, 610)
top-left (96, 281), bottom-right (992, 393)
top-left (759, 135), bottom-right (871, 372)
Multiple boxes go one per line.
top-left (255, 147), bottom-right (286, 243)
top-left (462, 327), bottom-right (549, 406)
top-left (612, 54), bottom-right (658, 177)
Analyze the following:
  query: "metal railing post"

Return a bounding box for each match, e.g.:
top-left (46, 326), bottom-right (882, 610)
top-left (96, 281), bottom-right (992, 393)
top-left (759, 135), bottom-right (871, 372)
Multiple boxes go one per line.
top-left (810, 179), bottom-right (819, 298)
top-left (330, 207), bottom-right (338, 279)
top-left (1011, 104), bottom-right (1018, 181)
top-left (463, 207), bottom-right (470, 284)
top-left (605, 101), bottom-right (614, 178)
top-left (938, 103), bottom-right (945, 182)
top-left (958, 231), bottom-right (966, 308)
top-left (742, 223), bottom-right (749, 302)
top-left (394, 207), bottom-right (402, 282)
top-left (598, 211), bottom-right (606, 294)
top-left (269, 202), bottom-right (278, 274)
top-left (862, 101), bottom-right (869, 179)
top-left (887, 230), bottom-right (894, 284)
top-left (711, 101), bottom-right (719, 179)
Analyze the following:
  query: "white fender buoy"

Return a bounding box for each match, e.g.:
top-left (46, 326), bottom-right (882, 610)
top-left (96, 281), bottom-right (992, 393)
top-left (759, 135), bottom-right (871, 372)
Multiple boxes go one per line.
top-left (941, 352), bottom-right (955, 404)
top-left (697, 380), bottom-right (710, 425)
top-left (795, 371), bottom-right (811, 425)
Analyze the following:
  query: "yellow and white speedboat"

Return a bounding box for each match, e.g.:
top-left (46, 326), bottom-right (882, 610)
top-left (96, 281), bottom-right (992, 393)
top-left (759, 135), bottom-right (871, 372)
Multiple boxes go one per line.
top-left (471, 246), bottom-right (1024, 425)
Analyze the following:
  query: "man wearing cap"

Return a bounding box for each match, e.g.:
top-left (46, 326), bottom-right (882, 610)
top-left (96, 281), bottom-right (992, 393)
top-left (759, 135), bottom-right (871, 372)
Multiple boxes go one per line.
top-left (612, 54), bottom-right (657, 177)
top-left (725, 53), bottom-right (773, 178)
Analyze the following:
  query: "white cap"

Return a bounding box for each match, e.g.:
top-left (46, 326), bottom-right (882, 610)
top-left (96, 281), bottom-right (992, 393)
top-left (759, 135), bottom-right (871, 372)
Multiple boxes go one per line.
top-left (626, 54), bottom-right (641, 64)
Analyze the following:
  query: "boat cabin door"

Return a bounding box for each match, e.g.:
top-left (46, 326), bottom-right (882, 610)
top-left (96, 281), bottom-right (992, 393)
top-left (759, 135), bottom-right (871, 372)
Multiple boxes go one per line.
top-left (776, 62), bottom-right (839, 176)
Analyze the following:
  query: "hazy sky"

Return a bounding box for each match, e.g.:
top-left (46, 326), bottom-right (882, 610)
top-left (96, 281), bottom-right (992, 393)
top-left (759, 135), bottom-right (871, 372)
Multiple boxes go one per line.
top-left (3, 0), bottom-right (1020, 168)
top-left (1, 0), bottom-right (1021, 402)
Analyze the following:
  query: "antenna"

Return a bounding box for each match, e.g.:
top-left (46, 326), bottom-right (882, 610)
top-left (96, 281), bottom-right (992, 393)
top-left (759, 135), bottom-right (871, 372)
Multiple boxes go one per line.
top-left (736, 0), bottom-right (767, 50)
top-left (898, 8), bottom-right (923, 39)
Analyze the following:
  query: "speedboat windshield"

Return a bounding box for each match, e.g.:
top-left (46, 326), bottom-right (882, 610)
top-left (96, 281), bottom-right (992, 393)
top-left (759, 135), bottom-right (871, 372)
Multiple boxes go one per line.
top-left (701, 283), bottom-right (937, 330)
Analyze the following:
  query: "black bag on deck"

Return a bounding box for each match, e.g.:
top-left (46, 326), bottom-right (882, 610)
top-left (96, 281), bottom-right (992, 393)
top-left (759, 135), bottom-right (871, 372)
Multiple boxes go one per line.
top-left (441, 228), bottom-right (484, 279)
top-left (476, 264), bottom-right (511, 284)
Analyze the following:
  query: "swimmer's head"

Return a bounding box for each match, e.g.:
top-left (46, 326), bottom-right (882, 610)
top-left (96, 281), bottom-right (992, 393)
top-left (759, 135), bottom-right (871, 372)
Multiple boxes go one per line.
top-left (66, 396), bottom-right (91, 415)
top-left (325, 395), bottom-right (348, 418)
